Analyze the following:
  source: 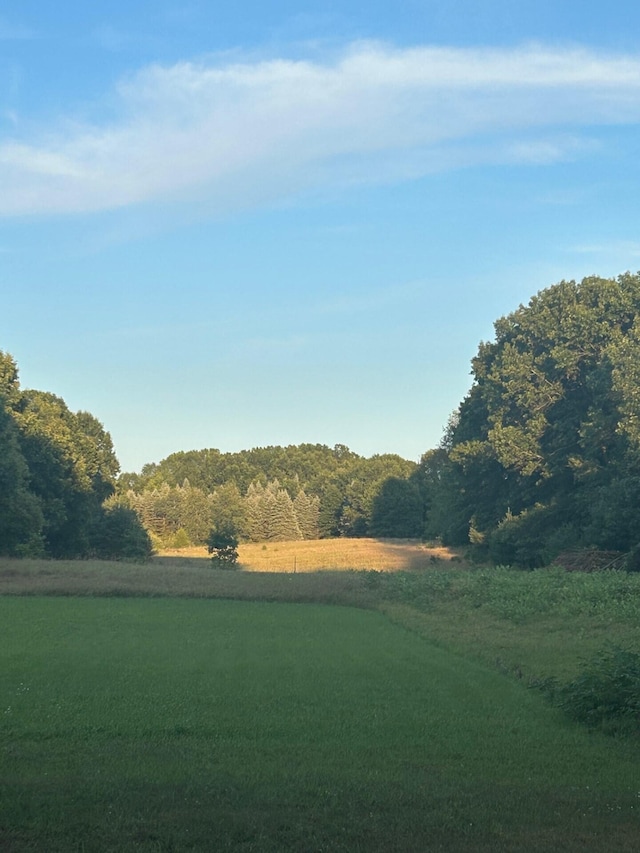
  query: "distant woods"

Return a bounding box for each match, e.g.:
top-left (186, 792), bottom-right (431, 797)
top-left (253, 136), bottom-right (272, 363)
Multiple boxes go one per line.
top-left (117, 445), bottom-right (422, 549)
top-left (0, 352), bottom-right (423, 557)
top-left (4, 272), bottom-right (640, 565)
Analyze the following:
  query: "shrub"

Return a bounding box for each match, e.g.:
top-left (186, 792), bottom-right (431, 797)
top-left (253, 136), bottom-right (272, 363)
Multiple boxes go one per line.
top-left (206, 527), bottom-right (239, 569)
top-left (487, 506), bottom-right (551, 568)
top-left (541, 645), bottom-right (640, 736)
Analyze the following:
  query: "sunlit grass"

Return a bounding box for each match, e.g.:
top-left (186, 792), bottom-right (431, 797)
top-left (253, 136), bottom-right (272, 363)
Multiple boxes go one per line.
top-left (161, 537), bottom-right (464, 572)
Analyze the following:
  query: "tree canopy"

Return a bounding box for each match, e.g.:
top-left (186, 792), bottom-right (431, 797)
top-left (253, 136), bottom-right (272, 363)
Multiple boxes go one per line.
top-left (421, 273), bottom-right (640, 565)
top-left (0, 351), bottom-right (150, 559)
top-left (120, 445), bottom-right (418, 544)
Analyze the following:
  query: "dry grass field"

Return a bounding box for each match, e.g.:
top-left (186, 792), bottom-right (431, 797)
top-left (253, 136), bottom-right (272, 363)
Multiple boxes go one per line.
top-left (161, 537), bottom-right (463, 572)
top-left (0, 539), bottom-right (461, 606)
top-left (0, 539), bottom-right (465, 607)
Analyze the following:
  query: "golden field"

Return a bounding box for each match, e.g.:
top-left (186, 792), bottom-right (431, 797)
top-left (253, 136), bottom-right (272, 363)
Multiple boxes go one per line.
top-left (0, 539), bottom-right (463, 603)
top-left (160, 537), bottom-right (463, 572)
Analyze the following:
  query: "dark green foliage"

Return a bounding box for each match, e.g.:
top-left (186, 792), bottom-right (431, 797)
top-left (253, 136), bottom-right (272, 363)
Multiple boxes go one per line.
top-left (123, 443), bottom-right (360, 495)
top-left (424, 274), bottom-right (640, 564)
top-left (317, 483), bottom-right (344, 537)
top-left (124, 481), bottom-right (215, 546)
top-left (487, 505), bottom-right (561, 568)
top-left (209, 481), bottom-right (248, 541)
top-left (583, 464), bottom-right (640, 553)
top-left (121, 444), bottom-right (418, 541)
top-left (0, 349), bottom-right (148, 561)
top-left (0, 402), bottom-right (44, 556)
top-left (244, 480), bottom-right (302, 541)
top-left (0, 351), bottom-right (20, 403)
top-left (339, 454), bottom-right (416, 537)
top-left (541, 646), bottom-right (640, 735)
top-left (92, 505), bottom-right (153, 561)
top-left (14, 389), bottom-right (119, 557)
top-left (369, 477), bottom-right (424, 538)
top-left (126, 461), bottom-right (423, 546)
top-left (418, 447), bottom-right (470, 545)
top-left (207, 527), bottom-right (239, 567)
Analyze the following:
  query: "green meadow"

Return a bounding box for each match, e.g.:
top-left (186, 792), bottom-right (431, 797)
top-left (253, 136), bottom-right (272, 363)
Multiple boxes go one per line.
top-left (1, 584), bottom-right (640, 852)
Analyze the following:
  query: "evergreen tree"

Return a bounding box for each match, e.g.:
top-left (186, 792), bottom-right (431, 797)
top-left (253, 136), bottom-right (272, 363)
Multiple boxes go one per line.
top-left (273, 487), bottom-right (302, 541)
top-left (245, 481), bottom-right (269, 542)
top-left (293, 488), bottom-right (321, 539)
top-left (317, 484), bottom-right (344, 537)
top-left (178, 481), bottom-right (213, 544)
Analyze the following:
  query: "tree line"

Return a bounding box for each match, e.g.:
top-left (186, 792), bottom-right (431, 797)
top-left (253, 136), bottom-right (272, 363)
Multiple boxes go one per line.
top-left (121, 479), bottom-right (320, 548)
top-left (4, 272), bottom-right (640, 565)
top-left (117, 448), bottom-right (424, 547)
top-left (0, 352), bottom-right (151, 559)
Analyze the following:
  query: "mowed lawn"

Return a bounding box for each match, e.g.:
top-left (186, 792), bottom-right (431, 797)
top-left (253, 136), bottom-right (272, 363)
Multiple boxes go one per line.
top-left (1, 598), bottom-right (639, 852)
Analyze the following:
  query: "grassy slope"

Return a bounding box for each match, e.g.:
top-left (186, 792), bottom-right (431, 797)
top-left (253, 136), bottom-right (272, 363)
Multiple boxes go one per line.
top-left (2, 546), bottom-right (639, 680)
top-left (2, 596), bottom-right (640, 852)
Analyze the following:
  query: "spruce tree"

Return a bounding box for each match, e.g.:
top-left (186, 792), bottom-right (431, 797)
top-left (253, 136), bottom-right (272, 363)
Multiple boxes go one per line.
top-left (293, 489), bottom-right (320, 539)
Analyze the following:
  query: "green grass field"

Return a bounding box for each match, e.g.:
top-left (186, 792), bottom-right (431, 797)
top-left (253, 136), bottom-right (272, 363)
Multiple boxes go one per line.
top-left (2, 594), bottom-right (640, 852)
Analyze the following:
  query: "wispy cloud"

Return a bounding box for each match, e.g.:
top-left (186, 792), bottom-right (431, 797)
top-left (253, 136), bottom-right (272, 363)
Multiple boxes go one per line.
top-left (2, 41), bottom-right (640, 217)
top-left (570, 240), bottom-right (640, 257)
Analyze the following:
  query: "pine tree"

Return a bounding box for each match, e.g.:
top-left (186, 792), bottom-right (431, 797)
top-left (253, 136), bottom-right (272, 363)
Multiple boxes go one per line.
top-left (293, 489), bottom-right (320, 539)
top-left (273, 487), bottom-right (302, 541)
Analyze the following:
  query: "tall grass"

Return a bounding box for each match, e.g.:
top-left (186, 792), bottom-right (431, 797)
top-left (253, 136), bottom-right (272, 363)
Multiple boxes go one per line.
top-left (370, 565), bottom-right (640, 623)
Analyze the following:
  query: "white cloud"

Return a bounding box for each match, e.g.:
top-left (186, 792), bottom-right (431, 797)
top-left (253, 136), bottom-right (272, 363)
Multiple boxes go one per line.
top-left (2, 42), bottom-right (640, 217)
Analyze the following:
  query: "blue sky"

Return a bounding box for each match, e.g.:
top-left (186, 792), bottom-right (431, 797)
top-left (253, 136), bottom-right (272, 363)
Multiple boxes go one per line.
top-left (2, 2), bottom-right (640, 473)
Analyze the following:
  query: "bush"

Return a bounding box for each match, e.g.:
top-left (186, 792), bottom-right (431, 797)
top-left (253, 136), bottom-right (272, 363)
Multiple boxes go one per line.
top-left (206, 527), bottom-right (239, 569)
top-left (92, 505), bottom-right (153, 562)
top-left (541, 645), bottom-right (640, 736)
top-left (487, 506), bottom-right (553, 568)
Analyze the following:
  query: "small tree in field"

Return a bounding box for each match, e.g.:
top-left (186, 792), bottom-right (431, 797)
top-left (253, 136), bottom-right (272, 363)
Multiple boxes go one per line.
top-left (206, 527), bottom-right (239, 568)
